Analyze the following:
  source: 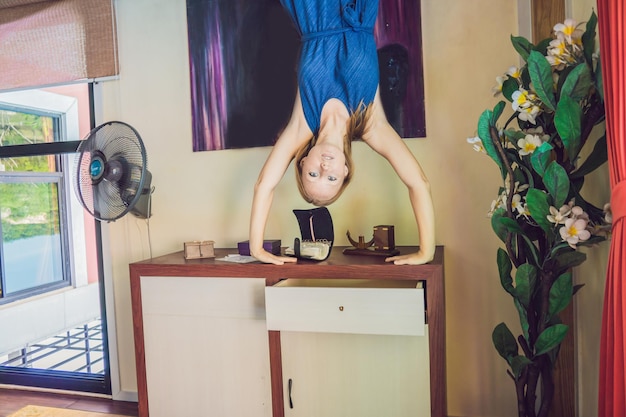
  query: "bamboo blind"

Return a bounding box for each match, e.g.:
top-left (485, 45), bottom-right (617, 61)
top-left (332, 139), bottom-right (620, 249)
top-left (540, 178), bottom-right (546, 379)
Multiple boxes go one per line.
top-left (0, 0), bottom-right (118, 90)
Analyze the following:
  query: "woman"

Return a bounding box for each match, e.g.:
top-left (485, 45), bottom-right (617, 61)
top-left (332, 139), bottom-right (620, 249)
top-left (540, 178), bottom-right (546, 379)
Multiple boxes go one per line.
top-left (249, 0), bottom-right (434, 265)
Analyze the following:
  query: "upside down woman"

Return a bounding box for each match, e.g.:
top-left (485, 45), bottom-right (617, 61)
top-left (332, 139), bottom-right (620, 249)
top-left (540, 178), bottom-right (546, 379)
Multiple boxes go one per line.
top-left (249, 0), bottom-right (435, 265)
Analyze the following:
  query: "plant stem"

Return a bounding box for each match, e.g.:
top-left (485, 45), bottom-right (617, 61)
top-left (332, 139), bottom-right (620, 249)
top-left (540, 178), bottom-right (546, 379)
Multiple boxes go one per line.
top-left (537, 356), bottom-right (555, 417)
top-left (526, 364), bottom-right (539, 417)
top-left (490, 125), bottom-right (522, 267)
top-left (516, 367), bottom-right (529, 417)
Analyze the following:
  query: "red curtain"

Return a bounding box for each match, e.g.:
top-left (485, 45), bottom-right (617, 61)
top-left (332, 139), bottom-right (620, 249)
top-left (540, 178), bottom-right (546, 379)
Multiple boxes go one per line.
top-left (598, 0), bottom-right (626, 416)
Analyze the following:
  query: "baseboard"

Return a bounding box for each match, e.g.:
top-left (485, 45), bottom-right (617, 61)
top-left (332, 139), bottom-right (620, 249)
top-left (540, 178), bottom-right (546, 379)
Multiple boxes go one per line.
top-left (0, 384), bottom-right (138, 404)
top-left (0, 384), bottom-right (112, 399)
top-left (112, 389), bottom-right (138, 403)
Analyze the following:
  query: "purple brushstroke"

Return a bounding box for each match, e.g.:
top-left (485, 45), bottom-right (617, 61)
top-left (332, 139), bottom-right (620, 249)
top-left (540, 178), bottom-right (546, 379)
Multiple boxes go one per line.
top-left (374, 0), bottom-right (426, 137)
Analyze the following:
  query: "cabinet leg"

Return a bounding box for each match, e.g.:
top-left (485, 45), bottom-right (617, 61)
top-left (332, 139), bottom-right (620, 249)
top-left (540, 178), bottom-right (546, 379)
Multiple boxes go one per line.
top-left (269, 330), bottom-right (285, 417)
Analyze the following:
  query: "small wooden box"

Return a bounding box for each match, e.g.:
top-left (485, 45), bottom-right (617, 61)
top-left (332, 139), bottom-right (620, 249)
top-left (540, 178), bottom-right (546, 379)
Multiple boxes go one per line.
top-left (184, 240), bottom-right (215, 259)
top-left (373, 225), bottom-right (396, 251)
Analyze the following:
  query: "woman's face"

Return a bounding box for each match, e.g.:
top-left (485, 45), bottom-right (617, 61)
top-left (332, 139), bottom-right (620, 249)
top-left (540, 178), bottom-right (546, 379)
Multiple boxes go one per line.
top-left (300, 142), bottom-right (348, 203)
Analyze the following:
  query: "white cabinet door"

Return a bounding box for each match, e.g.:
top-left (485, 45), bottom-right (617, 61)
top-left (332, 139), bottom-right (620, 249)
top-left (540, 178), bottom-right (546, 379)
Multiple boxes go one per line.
top-left (141, 276), bottom-right (272, 417)
top-left (281, 329), bottom-right (431, 417)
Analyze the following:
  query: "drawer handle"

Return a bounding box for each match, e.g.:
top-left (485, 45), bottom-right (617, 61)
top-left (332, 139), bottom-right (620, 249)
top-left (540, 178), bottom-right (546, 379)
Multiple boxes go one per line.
top-left (288, 378), bottom-right (294, 408)
top-left (339, 306), bottom-right (344, 311)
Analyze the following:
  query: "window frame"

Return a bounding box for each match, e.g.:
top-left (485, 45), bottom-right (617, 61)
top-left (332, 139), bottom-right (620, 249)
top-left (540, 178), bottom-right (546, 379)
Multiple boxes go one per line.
top-left (0, 91), bottom-right (83, 303)
top-left (0, 83), bottom-right (113, 395)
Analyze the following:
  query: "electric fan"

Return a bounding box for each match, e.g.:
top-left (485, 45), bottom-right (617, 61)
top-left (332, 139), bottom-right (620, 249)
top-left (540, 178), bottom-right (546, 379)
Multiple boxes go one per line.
top-left (74, 121), bottom-right (153, 222)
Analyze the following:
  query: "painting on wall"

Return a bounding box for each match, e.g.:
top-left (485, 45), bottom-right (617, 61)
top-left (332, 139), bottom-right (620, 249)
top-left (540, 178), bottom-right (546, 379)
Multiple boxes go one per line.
top-left (187, 0), bottom-right (425, 152)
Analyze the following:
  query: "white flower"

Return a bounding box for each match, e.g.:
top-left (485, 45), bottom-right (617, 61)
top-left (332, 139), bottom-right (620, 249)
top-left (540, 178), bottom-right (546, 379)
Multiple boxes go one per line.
top-left (506, 66), bottom-right (521, 79)
top-left (512, 89), bottom-right (532, 111)
top-left (517, 105), bottom-right (541, 124)
top-left (492, 75), bottom-right (506, 96)
top-left (488, 192), bottom-right (507, 218)
top-left (559, 218), bottom-right (591, 248)
top-left (547, 205), bottom-right (571, 224)
top-left (511, 194), bottom-right (523, 212)
top-left (517, 134), bottom-right (544, 156)
top-left (571, 205), bottom-right (590, 221)
top-left (518, 204), bottom-right (531, 219)
top-left (512, 89), bottom-right (542, 124)
top-left (546, 28), bottom-right (584, 69)
top-left (512, 194), bottom-right (530, 218)
top-left (467, 136), bottom-right (485, 153)
top-left (553, 19), bottom-right (583, 43)
top-left (492, 67), bottom-right (521, 96)
top-left (525, 126), bottom-right (551, 143)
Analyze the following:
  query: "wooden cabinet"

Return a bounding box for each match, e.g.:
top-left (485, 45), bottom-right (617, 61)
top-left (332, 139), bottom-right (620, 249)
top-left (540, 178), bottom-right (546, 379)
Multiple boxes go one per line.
top-left (130, 246), bottom-right (446, 417)
top-left (139, 277), bottom-right (272, 417)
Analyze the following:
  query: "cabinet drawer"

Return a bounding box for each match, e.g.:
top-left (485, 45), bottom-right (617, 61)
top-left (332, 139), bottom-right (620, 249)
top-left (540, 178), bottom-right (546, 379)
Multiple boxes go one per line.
top-left (265, 279), bottom-right (424, 336)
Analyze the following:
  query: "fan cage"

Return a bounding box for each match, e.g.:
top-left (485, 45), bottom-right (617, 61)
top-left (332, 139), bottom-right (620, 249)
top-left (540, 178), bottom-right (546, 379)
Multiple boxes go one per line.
top-left (74, 121), bottom-right (149, 222)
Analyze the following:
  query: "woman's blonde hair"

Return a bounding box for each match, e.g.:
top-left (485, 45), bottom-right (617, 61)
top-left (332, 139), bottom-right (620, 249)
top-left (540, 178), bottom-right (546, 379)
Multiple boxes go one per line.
top-left (295, 101), bottom-right (373, 206)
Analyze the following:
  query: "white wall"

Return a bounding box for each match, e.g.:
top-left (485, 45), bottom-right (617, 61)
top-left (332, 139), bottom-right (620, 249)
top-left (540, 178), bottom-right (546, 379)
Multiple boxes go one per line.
top-left (103, 1), bottom-right (608, 416)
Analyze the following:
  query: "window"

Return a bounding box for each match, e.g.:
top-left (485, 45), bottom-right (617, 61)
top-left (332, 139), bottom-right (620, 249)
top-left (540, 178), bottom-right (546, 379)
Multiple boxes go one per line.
top-left (0, 85), bottom-right (96, 303)
top-left (0, 84), bottom-right (112, 394)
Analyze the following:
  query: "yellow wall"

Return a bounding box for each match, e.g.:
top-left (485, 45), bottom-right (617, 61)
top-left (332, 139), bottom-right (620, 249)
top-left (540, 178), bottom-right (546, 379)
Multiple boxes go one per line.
top-left (103, 0), bottom-right (608, 416)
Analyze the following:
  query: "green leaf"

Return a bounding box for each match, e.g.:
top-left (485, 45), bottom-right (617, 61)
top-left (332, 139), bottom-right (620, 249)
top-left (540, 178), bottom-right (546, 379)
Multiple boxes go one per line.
top-left (502, 77), bottom-right (519, 102)
top-left (560, 63), bottom-right (593, 101)
top-left (555, 94), bottom-right (582, 161)
top-left (478, 109), bottom-right (506, 178)
top-left (544, 161), bottom-right (570, 208)
top-left (498, 248), bottom-right (514, 295)
top-left (528, 50), bottom-right (556, 111)
top-left (535, 324), bottom-right (569, 356)
top-left (510, 355), bottom-right (533, 379)
top-left (514, 263), bottom-right (537, 308)
top-left (525, 188), bottom-right (552, 232)
top-left (500, 217), bottom-right (523, 234)
top-left (514, 298), bottom-right (530, 341)
top-left (491, 208), bottom-right (508, 243)
top-left (596, 58), bottom-right (604, 102)
top-left (511, 35), bottom-right (533, 61)
top-left (582, 12), bottom-right (598, 66)
top-left (493, 322), bottom-right (519, 360)
top-left (549, 272), bottom-right (573, 318)
top-left (571, 134), bottom-right (607, 179)
top-left (530, 142), bottom-right (553, 176)
top-left (520, 234), bottom-right (541, 268)
top-left (504, 129), bottom-right (526, 142)
top-left (555, 250), bottom-right (587, 271)
top-left (534, 38), bottom-right (552, 56)
top-left (491, 101), bottom-right (506, 124)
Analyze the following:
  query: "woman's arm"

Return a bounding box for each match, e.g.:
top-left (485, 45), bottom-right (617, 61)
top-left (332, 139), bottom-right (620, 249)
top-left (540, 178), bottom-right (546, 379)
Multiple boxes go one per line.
top-left (249, 89), bottom-right (312, 264)
top-left (362, 90), bottom-right (436, 265)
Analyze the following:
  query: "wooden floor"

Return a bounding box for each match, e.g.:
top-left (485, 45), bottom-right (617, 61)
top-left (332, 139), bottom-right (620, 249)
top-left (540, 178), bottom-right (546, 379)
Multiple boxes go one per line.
top-left (0, 387), bottom-right (138, 417)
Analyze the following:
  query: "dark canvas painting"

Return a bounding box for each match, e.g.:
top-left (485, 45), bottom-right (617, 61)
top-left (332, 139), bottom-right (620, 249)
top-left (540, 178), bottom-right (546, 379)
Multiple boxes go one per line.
top-left (187, 0), bottom-right (425, 152)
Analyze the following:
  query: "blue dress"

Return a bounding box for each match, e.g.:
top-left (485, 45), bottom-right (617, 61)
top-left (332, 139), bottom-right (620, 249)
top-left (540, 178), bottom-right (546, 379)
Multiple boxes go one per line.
top-left (280, 0), bottom-right (380, 134)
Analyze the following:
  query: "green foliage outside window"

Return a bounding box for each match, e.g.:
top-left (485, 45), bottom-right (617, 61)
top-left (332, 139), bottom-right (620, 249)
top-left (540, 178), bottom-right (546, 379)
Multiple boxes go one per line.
top-left (0, 110), bottom-right (60, 242)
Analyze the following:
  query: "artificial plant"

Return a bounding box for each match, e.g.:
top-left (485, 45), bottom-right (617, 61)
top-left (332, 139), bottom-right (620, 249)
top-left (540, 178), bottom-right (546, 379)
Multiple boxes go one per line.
top-left (468, 13), bottom-right (611, 417)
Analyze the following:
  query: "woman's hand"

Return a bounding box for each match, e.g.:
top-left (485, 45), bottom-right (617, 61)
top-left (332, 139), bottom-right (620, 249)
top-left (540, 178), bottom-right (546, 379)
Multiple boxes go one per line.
top-left (251, 248), bottom-right (298, 265)
top-left (385, 249), bottom-right (434, 265)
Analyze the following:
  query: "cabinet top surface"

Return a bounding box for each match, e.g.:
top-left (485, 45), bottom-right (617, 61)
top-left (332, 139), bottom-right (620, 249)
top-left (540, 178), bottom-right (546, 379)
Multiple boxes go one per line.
top-left (130, 246), bottom-right (444, 281)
